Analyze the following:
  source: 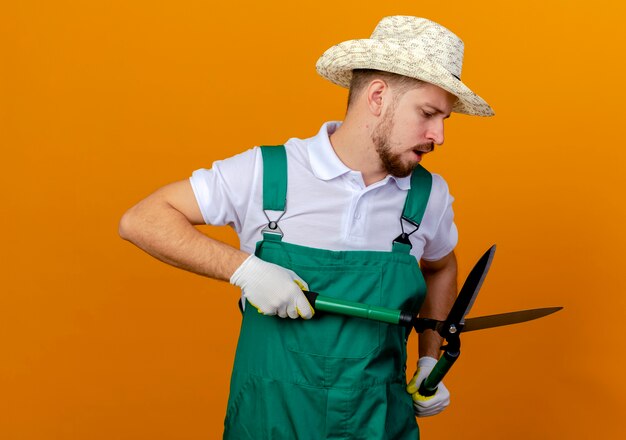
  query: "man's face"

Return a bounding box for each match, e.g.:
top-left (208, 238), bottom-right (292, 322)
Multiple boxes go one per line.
top-left (371, 82), bottom-right (457, 177)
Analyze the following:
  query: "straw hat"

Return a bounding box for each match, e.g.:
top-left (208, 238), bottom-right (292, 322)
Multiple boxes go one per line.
top-left (316, 16), bottom-right (494, 117)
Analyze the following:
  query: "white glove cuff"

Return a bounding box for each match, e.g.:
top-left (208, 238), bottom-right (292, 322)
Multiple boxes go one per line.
top-left (418, 356), bottom-right (439, 369)
top-left (229, 254), bottom-right (256, 286)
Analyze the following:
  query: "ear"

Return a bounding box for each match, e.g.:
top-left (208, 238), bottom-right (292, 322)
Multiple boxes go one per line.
top-left (366, 79), bottom-right (388, 117)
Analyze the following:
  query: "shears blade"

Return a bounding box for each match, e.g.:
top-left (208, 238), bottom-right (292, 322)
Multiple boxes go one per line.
top-left (462, 307), bottom-right (563, 332)
top-left (444, 245), bottom-right (496, 327)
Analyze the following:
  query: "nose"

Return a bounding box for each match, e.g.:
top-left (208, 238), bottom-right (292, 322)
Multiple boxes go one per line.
top-left (426, 120), bottom-right (445, 146)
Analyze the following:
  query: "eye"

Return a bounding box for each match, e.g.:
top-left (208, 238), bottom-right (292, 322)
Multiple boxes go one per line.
top-left (421, 110), bottom-right (434, 118)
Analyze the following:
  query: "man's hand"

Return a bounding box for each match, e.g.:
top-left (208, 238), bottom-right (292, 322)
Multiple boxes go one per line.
top-left (230, 255), bottom-right (314, 319)
top-left (406, 356), bottom-right (450, 417)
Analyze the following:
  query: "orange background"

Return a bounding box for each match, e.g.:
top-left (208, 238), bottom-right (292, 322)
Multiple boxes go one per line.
top-left (2, 0), bottom-right (625, 438)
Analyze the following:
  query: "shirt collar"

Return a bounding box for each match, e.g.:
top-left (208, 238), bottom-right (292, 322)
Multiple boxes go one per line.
top-left (307, 121), bottom-right (412, 190)
top-left (308, 121), bottom-right (351, 181)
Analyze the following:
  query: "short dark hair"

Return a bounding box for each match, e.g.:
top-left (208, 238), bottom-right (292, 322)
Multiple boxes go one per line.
top-left (347, 69), bottom-right (424, 109)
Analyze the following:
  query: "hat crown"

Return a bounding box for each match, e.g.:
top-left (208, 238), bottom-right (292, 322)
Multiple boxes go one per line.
top-left (371, 16), bottom-right (464, 79)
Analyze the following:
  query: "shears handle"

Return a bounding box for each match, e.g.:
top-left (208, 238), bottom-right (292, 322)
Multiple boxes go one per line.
top-left (302, 291), bottom-right (413, 326)
top-left (418, 348), bottom-right (459, 396)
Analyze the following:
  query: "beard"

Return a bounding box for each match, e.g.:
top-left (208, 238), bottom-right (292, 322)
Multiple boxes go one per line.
top-left (371, 106), bottom-right (434, 178)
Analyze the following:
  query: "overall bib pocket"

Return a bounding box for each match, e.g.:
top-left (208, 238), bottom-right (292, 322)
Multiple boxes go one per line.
top-left (285, 263), bottom-right (383, 359)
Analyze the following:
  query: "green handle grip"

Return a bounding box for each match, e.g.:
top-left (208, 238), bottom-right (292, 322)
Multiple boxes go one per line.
top-left (418, 350), bottom-right (459, 397)
top-left (303, 291), bottom-right (407, 326)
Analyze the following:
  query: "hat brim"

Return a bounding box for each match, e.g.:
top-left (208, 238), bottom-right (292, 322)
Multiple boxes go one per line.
top-left (316, 39), bottom-right (494, 117)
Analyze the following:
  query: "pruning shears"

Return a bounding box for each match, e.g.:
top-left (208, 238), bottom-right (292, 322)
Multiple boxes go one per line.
top-left (302, 245), bottom-right (562, 396)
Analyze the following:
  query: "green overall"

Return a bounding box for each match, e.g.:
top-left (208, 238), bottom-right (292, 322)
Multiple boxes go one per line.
top-left (224, 146), bottom-right (433, 439)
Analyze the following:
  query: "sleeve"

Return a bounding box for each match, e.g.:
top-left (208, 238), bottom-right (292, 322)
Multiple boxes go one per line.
top-left (188, 147), bottom-right (261, 232)
top-left (420, 174), bottom-right (458, 261)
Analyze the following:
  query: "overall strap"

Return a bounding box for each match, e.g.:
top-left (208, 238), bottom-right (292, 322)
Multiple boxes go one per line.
top-left (392, 164), bottom-right (433, 252)
top-left (260, 145), bottom-right (288, 238)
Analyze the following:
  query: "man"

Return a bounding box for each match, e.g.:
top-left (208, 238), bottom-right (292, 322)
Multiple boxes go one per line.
top-left (119, 15), bottom-right (493, 439)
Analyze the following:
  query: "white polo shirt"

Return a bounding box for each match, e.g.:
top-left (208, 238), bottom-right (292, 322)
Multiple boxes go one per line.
top-left (190, 122), bottom-right (457, 262)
